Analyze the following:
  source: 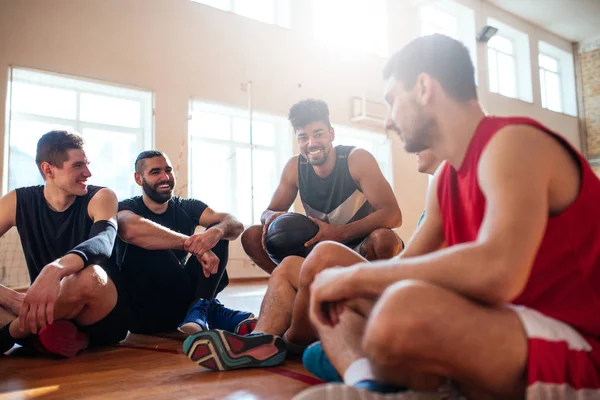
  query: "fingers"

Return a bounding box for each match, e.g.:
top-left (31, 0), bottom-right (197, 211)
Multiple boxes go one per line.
top-left (28, 304), bottom-right (38, 334)
top-left (46, 301), bottom-right (55, 326)
top-left (19, 302), bottom-right (29, 332)
top-left (37, 304), bottom-right (47, 331)
top-left (304, 233), bottom-right (321, 248)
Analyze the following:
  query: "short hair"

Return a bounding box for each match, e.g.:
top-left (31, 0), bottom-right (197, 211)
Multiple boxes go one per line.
top-left (135, 150), bottom-right (165, 174)
top-left (288, 99), bottom-right (331, 131)
top-left (382, 34), bottom-right (477, 102)
top-left (36, 130), bottom-right (85, 178)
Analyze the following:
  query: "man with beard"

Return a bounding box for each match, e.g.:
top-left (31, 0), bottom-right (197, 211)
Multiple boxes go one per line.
top-left (291, 34), bottom-right (600, 399)
top-left (0, 130), bottom-right (127, 357)
top-left (241, 98), bottom-right (403, 275)
top-left (116, 151), bottom-right (253, 336)
top-left (183, 99), bottom-right (403, 371)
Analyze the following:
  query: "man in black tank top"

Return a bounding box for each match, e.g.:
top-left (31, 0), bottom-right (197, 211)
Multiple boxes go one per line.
top-left (116, 151), bottom-right (253, 336)
top-left (183, 100), bottom-right (403, 371)
top-left (0, 131), bottom-right (127, 357)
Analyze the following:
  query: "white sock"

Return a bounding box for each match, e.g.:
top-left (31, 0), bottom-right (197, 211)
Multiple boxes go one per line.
top-left (343, 358), bottom-right (375, 386)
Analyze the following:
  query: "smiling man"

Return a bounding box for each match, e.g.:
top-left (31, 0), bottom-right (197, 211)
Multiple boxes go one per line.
top-left (0, 130), bottom-right (127, 357)
top-left (116, 151), bottom-right (253, 336)
top-left (241, 99), bottom-right (403, 275)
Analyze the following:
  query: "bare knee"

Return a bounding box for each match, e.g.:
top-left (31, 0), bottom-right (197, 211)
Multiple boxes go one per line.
top-left (270, 256), bottom-right (303, 287)
top-left (62, 265), bottom-right (114, 303)
top-left (363, 229), bottom-right (402, 260)
top-left (241, 225), bottom-right (262, 255)
top-left (363, 280), bottom-right (441, 366)
top-left (298, 241), bottom-right (349, 288)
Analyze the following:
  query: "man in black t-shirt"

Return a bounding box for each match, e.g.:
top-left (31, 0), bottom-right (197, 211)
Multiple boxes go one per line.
top-left (0, 130), bottom-right (127, 357)
top-left (117, 150), bottom-right (253, 335)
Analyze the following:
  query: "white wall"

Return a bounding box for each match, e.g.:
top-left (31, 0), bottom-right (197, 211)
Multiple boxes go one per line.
top-left (0, 0), bottom-right (581, 284)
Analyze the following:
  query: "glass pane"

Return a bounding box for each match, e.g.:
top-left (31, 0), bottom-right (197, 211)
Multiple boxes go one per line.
top-left (191, 0), bottom-right (230, 11)
top-left (235, 0), bottom-right (275, 24)
top-left (80, 93), bottom-right (141, 129)
top-left (232, 118), bottom-right (250, 144)
top-left (497, 52), bottom-right (516, 98)
top-left (11, 82), bottom-right (77, 119)
top-left (488, 49), bottom-right (499, 93)
top-left (488, 35), bottom-right (513, 55)
top-left (190, 140), bottom-right (232, 213)
top-left (81, 128), bottom-right (138, 200)
top-left (235, 148), bottom-right (253, 225)
top-left (539, 54), bottom-right (559, 73)
top-left (545, 71), bottom-right (562, 112)
top-left (252, 149), bottom-right (276, 224)
top-left (251, 120), bottom-right (276, 147)
top-left (189, 112), bottom-right (231, 140)
top-left (8, 120), bottom-right (74, 190)
top-left (540, 70), bottom-right (547, 109)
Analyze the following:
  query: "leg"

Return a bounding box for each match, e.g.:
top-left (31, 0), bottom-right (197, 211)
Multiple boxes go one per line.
top-left (358, 229), bottom-right (403, 261)
top-left (241, 225), bottom-right (277, 274)
top-left (362, 280), bottom-right (527, 398)
top-left (285, 241), bottom-right (366, 345)
top-left (185, 238), bottom-right (229, 300)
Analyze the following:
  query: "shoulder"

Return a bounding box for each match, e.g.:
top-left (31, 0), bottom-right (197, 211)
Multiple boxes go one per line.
top-left (348, 148), bottom-right (378, 176)
top-left (118, 196), bottom-right (143, 213)
top-left (15, 185), bottom-right (44, 200)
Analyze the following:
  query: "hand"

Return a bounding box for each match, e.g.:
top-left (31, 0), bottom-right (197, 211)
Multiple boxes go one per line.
top-left (19, 261), bottom-right (63, 334)
top-left (261, 211), bottom-right (287, 252)
top-left (304, 217), bottom-right (342, 248)
top-left (8, 292), bottom-right (25, 315)
top-left (184, 229), bottom-right (222, 257)
top-left (309, 266), bottom-right (361, 327)
top-left (196, 250), bottom-right (220, 278)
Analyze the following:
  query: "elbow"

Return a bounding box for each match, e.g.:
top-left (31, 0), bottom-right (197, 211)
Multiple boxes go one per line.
top-left (479, 261), bottom-right (528, 306)
top-left (118, 223), bottom-right (137, 244)
top-left (386, 207), bottom-right (402, 229)
top-left (232, 221), bottom-right (244, 240)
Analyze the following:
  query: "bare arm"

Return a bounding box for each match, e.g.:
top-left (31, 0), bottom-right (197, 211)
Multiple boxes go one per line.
top-left (198, 208), bottom-right (244, 241)
top-left (260, 156), bottom-right (299, 225)
top-left (0, 191), bottom-right (22, 312)
top-left (117, 210), bottom-right (188, 250)
top-left (313, 126), bottom-right (558, 308)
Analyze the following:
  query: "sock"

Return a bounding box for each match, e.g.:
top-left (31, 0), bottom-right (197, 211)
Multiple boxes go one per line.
top-left (282, 336), bottom-right (305, 356)
top-left (0, 323), bottom-right (16, 354)
top-left (343, 358), bottom-right (375, 386)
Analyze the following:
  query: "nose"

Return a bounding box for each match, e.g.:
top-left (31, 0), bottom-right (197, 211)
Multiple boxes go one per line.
top-left (83, 165), bottom-right (92, 178)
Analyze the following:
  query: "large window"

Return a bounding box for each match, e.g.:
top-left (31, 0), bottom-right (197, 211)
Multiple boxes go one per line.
top-left (191, 0), bottom-right (290, 28)
top-left (5, 68), bottom-right (153, 199)
top-left (188, 101), bottom-right (292, 225)
top-left (538, 41), bottom-right (577, 116)
top-left (486, 18), bottom-right (532, 102)
top-left (313, 0), bottom-right (388, 57)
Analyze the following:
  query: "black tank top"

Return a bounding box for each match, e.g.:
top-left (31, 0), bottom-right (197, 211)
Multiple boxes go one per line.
top-left (15, 185), bottom-right (103, 283)
top-left (298, 145), bottom-right (374, 245)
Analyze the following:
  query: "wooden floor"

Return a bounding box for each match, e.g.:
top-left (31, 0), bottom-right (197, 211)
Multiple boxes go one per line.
top-left (0, 281), bottom-right (322, 400)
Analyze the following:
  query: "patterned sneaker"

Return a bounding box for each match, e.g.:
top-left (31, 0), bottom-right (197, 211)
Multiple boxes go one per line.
top-left (183, 330), bottom-right (287, 371)
top-left (208, 299), bottom-right (254, 332)
top-left (178, 298), bottom-right (211, 335)
top-left (302, 341), bottom-right (342, 382)
top-left (234, 317), bottom-right (258, 335)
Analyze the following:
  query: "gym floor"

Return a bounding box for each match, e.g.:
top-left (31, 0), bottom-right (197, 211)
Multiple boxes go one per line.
top-left (0, 281), bottom-right (323, 400)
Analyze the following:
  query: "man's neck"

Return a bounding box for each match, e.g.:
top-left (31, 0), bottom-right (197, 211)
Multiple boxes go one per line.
top-left (431, 101), bottom-right (485, 170)
top-left (142, 193), bottom-right (169, 214)
top-left (312, 146), bottom-right (338, 178)
top-left (43, 184), bottom-right (77, 212)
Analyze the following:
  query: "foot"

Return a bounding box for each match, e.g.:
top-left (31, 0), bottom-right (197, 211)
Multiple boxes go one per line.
top-left (184, 330), bottom-right (287, 371)
top-left (302, 341), bottom-right (343, 382)
top-left (34, 320), bottom-right (89, 358)
top-left (178, 298), bottom-right (211, 335)
top-left (234, 317), bottom-right (258, 335)
top-left (208, 299), bottom-right (254, 332)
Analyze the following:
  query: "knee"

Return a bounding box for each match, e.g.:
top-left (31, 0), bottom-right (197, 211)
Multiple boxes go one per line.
top-left (362, 280), bottom-right (439, 366)
top-left (298, 241), bottom-right (342, 287)
top-left (241, 225), bottom-right (262, 254)
top-left (366, 229), bottom-right (402, 259)
top-left (63, 265), bottom-right (113, 302)
top-left (270, 256), bottom-right (302, 283)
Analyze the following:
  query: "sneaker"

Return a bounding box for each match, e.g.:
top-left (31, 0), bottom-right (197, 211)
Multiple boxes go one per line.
top-left (36, 320), bottom-right (89, 358)
top-left (208, 299), bottom-right (254, 332)
top-left (183, 330), bottom-right (287, 371)
top-left (234, 317), bottom-right (258, 335)
top-left (178, 298), bottom-right (211, 335)
top-left (302, 341), bottom-right (342, 382)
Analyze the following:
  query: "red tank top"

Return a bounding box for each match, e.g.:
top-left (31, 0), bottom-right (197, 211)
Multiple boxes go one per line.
top-left (438, 116), bottom-right (600, 336)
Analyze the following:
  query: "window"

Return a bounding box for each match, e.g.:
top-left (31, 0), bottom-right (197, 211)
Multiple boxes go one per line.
top-left (313, 0), bottom-right (388, 57)
top-left (188, 101), bottom-right (292, 225)
top-left (191, 0), bottom-right (290, 28)
top-left (538, 41), bottom-right (577, 116)
top-left (486, 18), bottom-right (532, 102)
top-left (419, 1), bottom-right (477, 81)
top-left (5, 68), bottom-right (153, 199)
top-left (334, 126), bottom-right (393, 187)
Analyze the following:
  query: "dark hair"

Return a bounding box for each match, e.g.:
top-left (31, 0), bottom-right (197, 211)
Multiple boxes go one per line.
top-left (383, 34), bottom-right (477, 101)
top-left (288, 99), bottom-right (331, 131)
top-left (36, 130), bottom-right (85, 178)
top-left (135, 150), bottom-right (165, 174)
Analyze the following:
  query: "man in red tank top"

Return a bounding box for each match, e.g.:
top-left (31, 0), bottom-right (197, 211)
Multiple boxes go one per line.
top-left (293, 34), bottom-right (600, 399)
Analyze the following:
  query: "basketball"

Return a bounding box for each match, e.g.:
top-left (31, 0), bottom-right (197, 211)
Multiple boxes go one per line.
top-left (264, 213), bottom-right (319, 264)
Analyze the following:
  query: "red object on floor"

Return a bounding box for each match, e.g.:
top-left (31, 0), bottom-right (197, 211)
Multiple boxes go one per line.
top-left (36, 320), bottom-right (90, 358)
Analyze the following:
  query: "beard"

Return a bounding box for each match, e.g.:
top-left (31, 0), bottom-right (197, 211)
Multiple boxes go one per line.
top-left (403, 103), bottom-right (436, 154)
top-left (142, 178), bottom-right (174, 204)
top-left (306, 145), bottom-right (331, 166)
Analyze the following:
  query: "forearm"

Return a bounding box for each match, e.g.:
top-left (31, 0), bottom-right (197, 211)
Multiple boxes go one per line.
top-left (121, 218), bottom-right (188, 250)
top-left (207, 215), bottom-right (243, 241)
top-left (355, 242), bottom-right (514, 305)
top-left (338, 208), bottom-right (400, 242)
top-left (0, 284), bottom-right (21, 310)
top-left (260, 209), bottom-right (283, 225)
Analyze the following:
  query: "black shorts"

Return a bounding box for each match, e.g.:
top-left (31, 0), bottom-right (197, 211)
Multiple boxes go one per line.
top-left (76, 290), bottom-right (128, 346)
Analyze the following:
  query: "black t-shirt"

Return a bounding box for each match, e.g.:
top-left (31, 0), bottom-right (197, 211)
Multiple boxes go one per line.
top-left (15, 185), bottom-right (104, 283)
top-left (117, 196), bottom-right (208, 264)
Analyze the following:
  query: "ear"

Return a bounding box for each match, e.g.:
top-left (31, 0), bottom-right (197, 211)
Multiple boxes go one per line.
top-left (416, 73), bottom-right (433, 106)
top-left (134, 172), bottom-right (143, 187)
top-left (40, 161), bottom-right (54, 180)
top-left (329, 127), bottom-right (335, 142)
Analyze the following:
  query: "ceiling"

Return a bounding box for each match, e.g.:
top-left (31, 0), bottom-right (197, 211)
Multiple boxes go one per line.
top-left (486, 0), bottom-right (600, 42)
